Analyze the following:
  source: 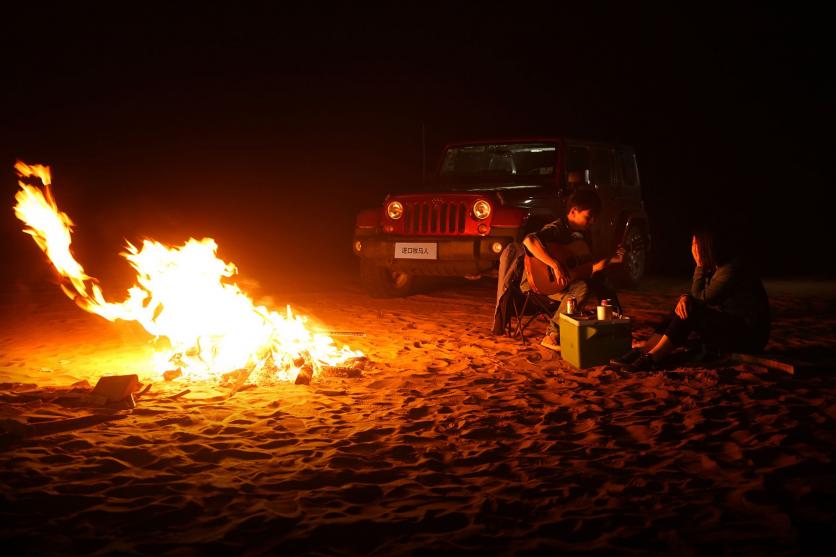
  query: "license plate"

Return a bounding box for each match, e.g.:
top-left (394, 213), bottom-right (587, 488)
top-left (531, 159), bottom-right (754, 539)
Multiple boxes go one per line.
top-left (394, 242), bottom-right (437, 260)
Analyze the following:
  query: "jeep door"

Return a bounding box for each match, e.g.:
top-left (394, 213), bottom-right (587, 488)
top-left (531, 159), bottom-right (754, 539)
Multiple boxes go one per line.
top-left (616, 148), bottom-right (642, 216)
top-left (588, 146), bottom-right (620, 256)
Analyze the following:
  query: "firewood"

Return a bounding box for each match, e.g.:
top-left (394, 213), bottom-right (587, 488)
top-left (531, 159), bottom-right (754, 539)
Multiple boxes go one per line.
top-left (730, 353), bottom-right (795, 374)
top-left (318, 330), bottom-right (366, 337)
top-left (295, 364), bottom-right (313, 385)
top-left (226, 368), bottom-right (253, 398)
top-left (92, 374), bottom-right (140, 403)
top-left (27, 414), bottom-right (125, 437)
top-left (107, 393), bottom-right (136, 409)
top-left (167, 389), bottom-right (191, 399)
top-left (136, 384), bottom-right (152, 398)
top-left (321, 366), bottom-right (363, 378)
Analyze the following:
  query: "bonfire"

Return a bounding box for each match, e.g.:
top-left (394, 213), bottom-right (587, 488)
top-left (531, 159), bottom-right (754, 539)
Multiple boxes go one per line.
top-left (13, 161), bottom-right (364, 385)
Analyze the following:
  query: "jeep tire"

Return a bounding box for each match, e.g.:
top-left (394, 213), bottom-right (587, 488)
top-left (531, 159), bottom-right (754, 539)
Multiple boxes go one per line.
top-left (615, 226), bottom-right (647, 288)
top-left (360, 260), bottom-right (414, 297)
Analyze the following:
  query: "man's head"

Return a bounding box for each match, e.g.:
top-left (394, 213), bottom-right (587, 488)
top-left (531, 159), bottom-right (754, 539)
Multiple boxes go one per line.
top-left (565, 189), bottom-right (602, 231)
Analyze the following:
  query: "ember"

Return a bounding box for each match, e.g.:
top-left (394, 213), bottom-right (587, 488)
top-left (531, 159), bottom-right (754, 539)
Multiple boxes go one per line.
top-left (13, 161), bottom-right (364, 384)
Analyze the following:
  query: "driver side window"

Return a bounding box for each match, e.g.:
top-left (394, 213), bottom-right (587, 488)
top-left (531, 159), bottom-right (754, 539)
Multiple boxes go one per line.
top-left (589, 147), bottom-right (615, 188)
top-left (565, 146), bottom-right (589, 186)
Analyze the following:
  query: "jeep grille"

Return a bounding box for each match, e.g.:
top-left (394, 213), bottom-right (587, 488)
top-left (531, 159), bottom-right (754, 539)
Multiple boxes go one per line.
top-left (404, 201), bottom-right (468, 235)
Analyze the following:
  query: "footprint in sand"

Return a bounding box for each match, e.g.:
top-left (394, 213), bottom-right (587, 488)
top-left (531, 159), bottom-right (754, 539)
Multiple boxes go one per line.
top-left (460, 345), bottom-right (485, 357)
top-left (427, 359), bottom-right (450, 371)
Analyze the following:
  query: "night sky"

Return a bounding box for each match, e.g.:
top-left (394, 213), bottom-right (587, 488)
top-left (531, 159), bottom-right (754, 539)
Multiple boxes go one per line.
top-left (2, 3), bottom-right (833, 291)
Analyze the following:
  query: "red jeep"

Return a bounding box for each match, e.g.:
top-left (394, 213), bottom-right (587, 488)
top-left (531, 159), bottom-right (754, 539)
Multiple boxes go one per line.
top-left (353, 137), bottom-right (650, 297)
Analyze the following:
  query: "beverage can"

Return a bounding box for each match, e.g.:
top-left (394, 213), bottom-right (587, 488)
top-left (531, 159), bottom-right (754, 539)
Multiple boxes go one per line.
top-left (565, 296), bottom-right (576, 315)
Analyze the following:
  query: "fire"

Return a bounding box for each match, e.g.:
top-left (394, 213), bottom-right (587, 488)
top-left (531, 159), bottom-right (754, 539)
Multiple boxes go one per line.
top-left (13, 161), bottom-right (363, 383)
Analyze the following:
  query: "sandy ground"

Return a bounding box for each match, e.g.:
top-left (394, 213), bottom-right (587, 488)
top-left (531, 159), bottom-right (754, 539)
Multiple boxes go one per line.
top-left (1, 274), bottom-right (835, 556)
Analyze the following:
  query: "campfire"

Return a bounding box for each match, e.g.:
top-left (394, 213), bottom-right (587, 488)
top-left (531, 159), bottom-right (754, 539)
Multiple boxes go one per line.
top-left (13, 161), bottom-right (364, 385)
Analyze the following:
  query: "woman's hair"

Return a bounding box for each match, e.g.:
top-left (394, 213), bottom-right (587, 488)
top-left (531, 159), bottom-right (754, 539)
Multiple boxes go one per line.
top-left (693, 220), bottom-right (737, 269)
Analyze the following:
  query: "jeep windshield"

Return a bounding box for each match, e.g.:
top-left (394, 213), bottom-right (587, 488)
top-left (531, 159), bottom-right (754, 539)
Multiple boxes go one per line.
top-left (438, 142), bottom-right (556, 191)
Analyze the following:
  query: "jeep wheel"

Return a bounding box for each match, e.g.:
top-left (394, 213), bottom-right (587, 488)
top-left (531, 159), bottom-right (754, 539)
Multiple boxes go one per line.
top-left (615, 227), bottom-right (647, 288)
top-left (360, 260), bottom-right (414, 298)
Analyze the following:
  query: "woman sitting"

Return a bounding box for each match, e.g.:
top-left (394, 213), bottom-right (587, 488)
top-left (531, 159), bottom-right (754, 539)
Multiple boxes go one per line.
top-left (612, 223), bottom-right (770, 371)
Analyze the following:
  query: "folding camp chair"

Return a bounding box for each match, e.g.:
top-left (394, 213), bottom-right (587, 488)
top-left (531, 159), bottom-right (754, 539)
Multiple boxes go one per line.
top-left (508, 283), bottom-right (562, 344)
top-left (492, 241), bottom-right (563, 345)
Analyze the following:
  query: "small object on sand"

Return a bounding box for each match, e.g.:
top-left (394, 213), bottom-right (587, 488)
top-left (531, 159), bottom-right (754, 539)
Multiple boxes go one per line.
top-left (28, 414), bottom-right (125, 438)
top-left (730, 353), bottom-right (795, 374)
top-left (318, 330), bottom-right (366, 337)
top-left (295, 364), bottom-right (314, 385)
top-left (86, 394), bottom-right (109, 406)
top-left (322, 356), bottom-right (368, 378)
top-left (345, 356), bottom-right (368, 368)
top-left (92, 374), bottom-right (140, 403)
top-left (321, 366), bottom-right (363, 378)
top-left (167, 388), bottom-right (191, 399)
top-left (163, 368), bottom-right (182, 381)
top-left (108, 393), bottom-right (136, 409)
top-left (137, 384), bottom-right (152, 398)
top-left (226, 368), bottom-right (253, 399)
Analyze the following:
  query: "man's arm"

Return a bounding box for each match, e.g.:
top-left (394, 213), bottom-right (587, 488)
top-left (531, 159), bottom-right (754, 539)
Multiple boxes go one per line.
top-left (523, 233), bottom-right (570, 285)
top-left (591, 246), bottom-right (625, 274)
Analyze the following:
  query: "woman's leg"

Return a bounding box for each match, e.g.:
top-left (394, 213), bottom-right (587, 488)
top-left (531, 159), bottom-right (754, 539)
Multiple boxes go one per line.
top-left (693, 306), bottom-right (751, 353)
top-left (640, 333), bottom-right (663, 352)
top-left (647, 303), bottom-right (750, 360)
top-left (647, 335), bottom-right (675, 361)
top-left (642, 309), bottom-right (698, 362)
top-left (621, 302), bottom-right (751, 370)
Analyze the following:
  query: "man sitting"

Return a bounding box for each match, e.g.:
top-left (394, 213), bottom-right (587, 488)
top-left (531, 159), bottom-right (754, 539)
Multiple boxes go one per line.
top-left (521, 189), bottom-right (624, 351)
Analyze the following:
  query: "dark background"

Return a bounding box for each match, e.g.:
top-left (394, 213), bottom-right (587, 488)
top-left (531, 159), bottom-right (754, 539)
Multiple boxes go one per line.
top-left (2, 3), bottom-right (833, 295)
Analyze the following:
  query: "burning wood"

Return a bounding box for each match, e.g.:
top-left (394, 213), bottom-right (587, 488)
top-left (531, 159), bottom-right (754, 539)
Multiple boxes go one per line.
top-left (163, 369), bottom-right (182, 381)
top-left (13, 161), bottom-right (365, 386)
top-left (294, 364), bottom-right (314, 385)
top-left (223, 368), bottom-right (253, 398)
top-left (321, 356), bottom-right (369, 378)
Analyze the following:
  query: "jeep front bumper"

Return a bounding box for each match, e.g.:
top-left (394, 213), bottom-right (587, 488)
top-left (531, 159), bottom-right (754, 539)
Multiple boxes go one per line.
top-left (353, 232), bottom-right (519, 276)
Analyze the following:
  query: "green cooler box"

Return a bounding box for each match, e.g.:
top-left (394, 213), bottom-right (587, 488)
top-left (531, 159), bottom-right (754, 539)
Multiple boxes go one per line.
top-left (559, 313), bottom-right (632, 368)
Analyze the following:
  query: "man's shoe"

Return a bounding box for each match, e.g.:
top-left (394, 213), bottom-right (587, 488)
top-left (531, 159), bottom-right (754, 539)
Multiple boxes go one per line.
top-left (623, 353), bottom-right (656, 372)
top-left (540, 332), bottom-right (560, 352)
top-left (609, 348), bottom-right (643, 367)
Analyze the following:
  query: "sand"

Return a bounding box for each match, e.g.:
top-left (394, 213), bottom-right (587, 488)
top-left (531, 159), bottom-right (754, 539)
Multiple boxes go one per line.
top-left (1, 275), bottom-right (835, 555)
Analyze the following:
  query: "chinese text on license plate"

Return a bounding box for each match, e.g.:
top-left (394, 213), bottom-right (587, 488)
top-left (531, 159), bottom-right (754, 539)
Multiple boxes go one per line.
top-left (394, 242), bottom-right (437, 260)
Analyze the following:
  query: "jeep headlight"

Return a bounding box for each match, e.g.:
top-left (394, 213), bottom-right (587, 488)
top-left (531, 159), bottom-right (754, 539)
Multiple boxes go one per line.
top-left (472, 199), bottom-right (491, 220)
top-left (386, 200), bottom-right (404, 220)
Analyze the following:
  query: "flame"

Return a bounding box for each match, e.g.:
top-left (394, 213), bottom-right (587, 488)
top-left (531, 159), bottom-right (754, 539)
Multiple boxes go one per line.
top-left (13, 161), bottom-right (363, 383)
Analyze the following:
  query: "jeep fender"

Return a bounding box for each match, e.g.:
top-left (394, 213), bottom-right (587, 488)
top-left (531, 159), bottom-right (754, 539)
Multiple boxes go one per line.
top-left (490, 207), bottom-right (529, 240)
top-left (615, 213), bottom-right (650, 251)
